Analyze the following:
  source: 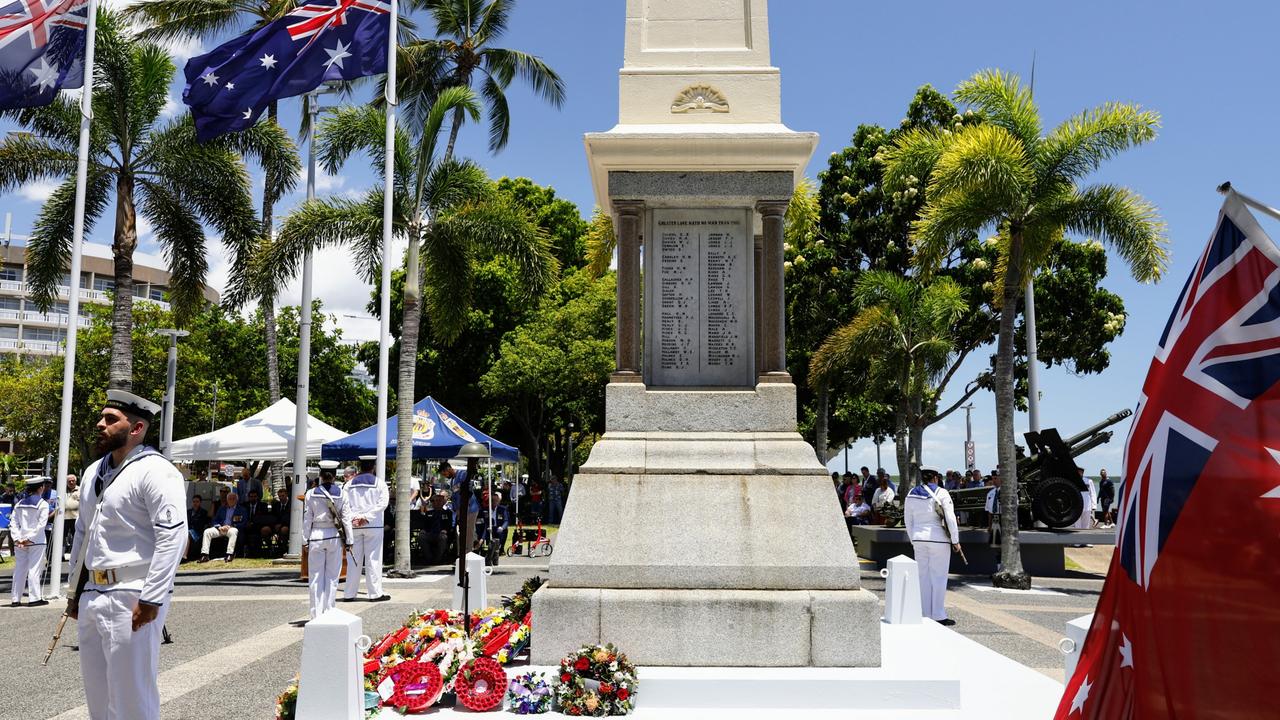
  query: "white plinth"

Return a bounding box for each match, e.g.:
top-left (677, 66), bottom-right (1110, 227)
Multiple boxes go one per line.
top-left (1063, 613), bottom-right (1093, 678)
top-left (883, 555), bottom-right (923, 625)
top-left (373, 621), bottom-right (1063, 719)
top-left (296, 609), bottom-right (364, 720)
top-left (452, 552), bottom-right (487, 613)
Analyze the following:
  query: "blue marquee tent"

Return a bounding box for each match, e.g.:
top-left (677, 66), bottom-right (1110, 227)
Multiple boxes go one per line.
top-left (321, 396), bottom-right (520, 462)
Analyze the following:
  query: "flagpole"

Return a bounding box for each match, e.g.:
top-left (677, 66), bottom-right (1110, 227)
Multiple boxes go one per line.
top-left (375, 0), bottom-right (397, 502)
top-left (1219, 182), bottom-right (1280, 223)
top-left (49, 0), bottom-right (99, 600)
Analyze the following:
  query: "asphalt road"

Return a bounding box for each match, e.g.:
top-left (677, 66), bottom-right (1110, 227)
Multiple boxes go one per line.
top-left (0, 547), bottom-right (1107, 719)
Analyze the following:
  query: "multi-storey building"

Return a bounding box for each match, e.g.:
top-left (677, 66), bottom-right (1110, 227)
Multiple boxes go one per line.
top-left (0, 216), bottom-right (219, 355)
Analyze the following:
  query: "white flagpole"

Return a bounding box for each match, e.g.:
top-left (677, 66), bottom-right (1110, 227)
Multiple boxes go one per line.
top-left (375, 0), bottom-right (397, 501)
top-left (49, 0), bottom-right (99, 599)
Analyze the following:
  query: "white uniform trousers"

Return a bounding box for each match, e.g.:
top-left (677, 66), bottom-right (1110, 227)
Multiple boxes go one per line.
top-left (344, 527), bottom-right (384, 599)
top-left (200, 526), bottom-right (239, 555)
top-left (911, 540), bottom-right (952, 621)
top-left (78, 589), bottom-right (169, 720)
top-left (11, 543), bottom-right (45, 603)
top-left (307, 537), bottom-right (343, 619)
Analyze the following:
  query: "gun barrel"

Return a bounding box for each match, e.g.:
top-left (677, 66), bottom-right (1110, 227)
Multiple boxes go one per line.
top-left (1066, 431), bottom-right (1113, 459)
top-left (1063, 409), bottom-right (1133, 448)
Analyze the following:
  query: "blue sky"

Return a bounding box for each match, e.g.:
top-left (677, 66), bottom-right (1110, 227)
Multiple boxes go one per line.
top-left (4, 1), bottom-right (1280, 475)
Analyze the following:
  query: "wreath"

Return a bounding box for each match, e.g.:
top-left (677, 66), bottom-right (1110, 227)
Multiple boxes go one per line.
top-left (554, 644), bottom-right (638, 716)
top-left (274, 677), bottom-right (299, 720)
top-left (506, 671), bottom-right (553, 715)
top-left (454, 657), bottom-right (508, 712)
top-left (380, 660), bottom-right (444, 713)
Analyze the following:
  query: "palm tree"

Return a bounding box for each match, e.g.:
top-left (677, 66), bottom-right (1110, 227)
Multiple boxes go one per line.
top-left (125, 0), bottom-right (310, 407)
top-left (265, 86), bottom-right (557, 574)
top-left (399, 0), bottom-right (565, 160)
top-left (881, 69), bottom-right (1168, 587)
top-left (0, 10), bottom-right (298, 390)
top-left (810, 271), bottom-right (968, 492)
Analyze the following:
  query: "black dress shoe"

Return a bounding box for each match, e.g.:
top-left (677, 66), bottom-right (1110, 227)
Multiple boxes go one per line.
top-left (370, 594), bottom-right (391, 602)
top-left (336, 597), bottom-right (357, 603)
top-left (197, 555), bottom-right (210, 564)
top-left (224, 554), bottom-right (234, 563)
top-left (938, 618), bottom-right (956, 626)
top-left (27, 599), bottom-right (49, 607)
top-left (7, 601), bottom-right (20, 607)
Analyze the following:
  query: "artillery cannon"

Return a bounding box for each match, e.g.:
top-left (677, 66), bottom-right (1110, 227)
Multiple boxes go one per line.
top-left (880, 409), bottom-right (1132, 529)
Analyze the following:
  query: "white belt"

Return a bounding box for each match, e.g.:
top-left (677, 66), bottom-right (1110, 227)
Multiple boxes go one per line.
top-left (88, 564), bottom-right (149, 586)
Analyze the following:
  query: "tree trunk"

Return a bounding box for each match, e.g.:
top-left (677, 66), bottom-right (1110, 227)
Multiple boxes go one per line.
top-left (814, 384), bottom-right (830, 465)
top-left (994, 232), bottom-right (1031, 589)
top-left (262, 101), bottom-right (284, 491)
top-left (908, 391), bottom-right (924, 491)
top-left (108, 173), bottom-right (137, 391)
top-left (893, 404), bottom-right (909, 493)
top-left (443, 106), bottom-right (464, 163)
top-left (390, 226), bottom-right (424, 576)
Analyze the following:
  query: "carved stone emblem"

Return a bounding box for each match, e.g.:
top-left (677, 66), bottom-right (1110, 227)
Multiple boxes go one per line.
top-left (670, 85), bottom-right (730, 114)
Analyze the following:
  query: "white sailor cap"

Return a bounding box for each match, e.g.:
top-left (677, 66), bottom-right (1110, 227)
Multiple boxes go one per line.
top-left (358, 455), bottom-right (376, 461)
top-left (25, 475), bottom-right (51, 487)
top-left (318, 460), bottom-right (340, 470)
top-left (104, 389), bottom-right (161, 421)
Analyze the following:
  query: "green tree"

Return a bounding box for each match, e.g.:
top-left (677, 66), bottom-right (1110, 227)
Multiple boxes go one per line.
top-left (268, 88), bottom-right (557, 575)
top-left (480, 267), bottom-right (615, 482)
top-left (882, 69), bottom-right (1168, 587)
top-left (0, 10), bottom-right (297, 390)
top-left (810, 272), bottom-right (968, 490)
top-left (494, 177), bottom-right (588, 270)
top-left (400, 0), bottom-right (565, 159)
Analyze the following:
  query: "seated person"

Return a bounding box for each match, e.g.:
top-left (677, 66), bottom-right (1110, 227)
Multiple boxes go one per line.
top-left (420, 491), bottom-right (455, 565)
top-left (199, 492), bottom-right (247, 563)
top-left (844, 497), bottom-right (872, 526)
top-left (477, 492), bottom-right (510, 555)
top-left (185, 495), bottom-right (211, 560)
top-left (241, 490), bottom-right (277, 556)
top-left (270, 487), bottom-right (292, 542)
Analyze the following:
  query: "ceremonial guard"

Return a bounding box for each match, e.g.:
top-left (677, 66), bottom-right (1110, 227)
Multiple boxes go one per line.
top-left (9, 476), bottom-right (51, 606)
top-left (342, 457), bottom-right (390, 602)
top-left (303, 460), bottom-right (353, 619)
top-left (67, 391), bottom-right (186, 720)
top-left (903, 467), bottom-right (961, 625)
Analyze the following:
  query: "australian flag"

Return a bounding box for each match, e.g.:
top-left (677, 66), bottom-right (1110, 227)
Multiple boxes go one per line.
top-left (1055, 193), bottom-right (1280, 719)
top-left (183, 0), bottom-right (391, 141)
top-left (0, 0), bottom-right (89, 111)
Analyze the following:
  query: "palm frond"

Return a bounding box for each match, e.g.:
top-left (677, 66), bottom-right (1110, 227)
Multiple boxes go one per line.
top-left (137, 179), bottom-right (207, 320)
top-left (482, 47), bottom-right (565, 107)
top-left (0, 134), bottom-right (78, 193)
top-left (418, 85), bottom-right (482, 173)
top-left (478, 73), bottom-right (510, 152)
top-left (912, 189), bottom-right (1004, 270)
top-left (24, 168), bottom-right (111, 310)
top-left (433, 195), bottom-right (558, 298)
top-left (583, 208), bottom-right (616, 279)
top-left (1037, 103), bottom-right (1160, 185)
top-left (213, 118), bottom-right (300, 204)
top-left (810, 305), bottom-right (898, 387)
top-left (125, 42), bottom-right (176, 144)
top-left (954, 69), bottom-right (1042, 150)
top-left (420, 157), bottom-right (489, 216)
top-left (929, 124), bottom-right (1033, 208)
top-left (1040, 184), bottom-right (1169, 283)
top-left (4, 94), bottom-right (81, 149)
top-left (123, 0), bottom-right (255, 43)
top-left (315, 105), bottom-right (414, 190)
top-left (880, 127), bottom-right (947, 192)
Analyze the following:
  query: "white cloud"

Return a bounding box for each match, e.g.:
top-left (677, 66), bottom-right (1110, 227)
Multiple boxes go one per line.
top-left (18, 181), bottom-right (57, 202)
top-left (136, 215), bottom-right (154, 243)
top-left (292, 168), bottom-right (347, 195)
top-left (160, 93), bottom-right (181, 119)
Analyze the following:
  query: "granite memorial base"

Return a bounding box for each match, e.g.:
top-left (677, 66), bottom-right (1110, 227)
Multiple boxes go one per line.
top-left (850, 525), bottom-right (1118, 577)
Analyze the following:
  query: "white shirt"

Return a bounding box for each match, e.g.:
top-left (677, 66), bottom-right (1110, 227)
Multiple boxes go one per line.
top-left (344, 473), bottom-right (389, 528)
top-left (70, 447), bottom-right (187, 606)
top-left (303, 483), bottom-right (354, 543)
top-left (904, 483), bottom-right (960, 544)
top-left (11, 494), bottom-right (49, 544)
top-left (984, 487), bottom-right (1000, 514)
top-left (871, 486), bottom-right (895, 509)
top-left (844, 500), bottom-right (871, 519)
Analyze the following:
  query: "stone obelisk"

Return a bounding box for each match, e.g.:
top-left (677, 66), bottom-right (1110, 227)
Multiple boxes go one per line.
top-left (532, 0), bottom-right (881, 667)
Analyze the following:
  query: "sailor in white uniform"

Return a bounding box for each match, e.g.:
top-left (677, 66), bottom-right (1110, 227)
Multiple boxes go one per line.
top-left (341, 457), bottom-right (390, 602)
top-left (67, 390), bottom-right (186, 720)
top-left (9, 476), bottom-right (51, 606)
top-left (903, 468), bottom-right (961, 625)
top-left (303, 460), bottom-right (353, 619)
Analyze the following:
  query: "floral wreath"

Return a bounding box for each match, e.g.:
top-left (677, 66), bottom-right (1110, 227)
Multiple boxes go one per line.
top-left (454, 656), bottom-right (508, 712)
top-left (380, 659), bottom-right (444, 713)
top-left (507, 671), bottom-right (553, 715)
top-left (274, 677), bottom-right (299, 720)
top-left (554, 644), bottom-right (638, 716)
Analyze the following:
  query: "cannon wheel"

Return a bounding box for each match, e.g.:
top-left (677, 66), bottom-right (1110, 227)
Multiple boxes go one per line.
top-left (1032, 476), bottom-right (1084, 528)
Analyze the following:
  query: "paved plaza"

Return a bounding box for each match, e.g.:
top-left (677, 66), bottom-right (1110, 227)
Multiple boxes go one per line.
top-left (0, 542), bottom-right (1109, 719)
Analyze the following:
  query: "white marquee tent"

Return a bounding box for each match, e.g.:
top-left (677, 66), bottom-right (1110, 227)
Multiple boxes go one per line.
top-left (169, 398), bottom-right (348, 462)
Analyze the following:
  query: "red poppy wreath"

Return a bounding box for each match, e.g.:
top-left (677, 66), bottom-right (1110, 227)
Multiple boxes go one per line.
top-left (382, 660), bottom-right (444, 713)
top-left (455, 657), bottom-right (508, 712)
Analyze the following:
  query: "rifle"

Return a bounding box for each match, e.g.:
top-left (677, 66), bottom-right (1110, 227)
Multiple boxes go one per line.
top-left (44, 565), bottom-right (87, 666)
top-left (319, 486), bottom-right (349, 548)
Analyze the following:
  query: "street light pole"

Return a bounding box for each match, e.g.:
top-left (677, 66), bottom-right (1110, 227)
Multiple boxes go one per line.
top-left (963, 403), bottom-right (976, 472)
top-left (154, 329), bottom-right (190, 459)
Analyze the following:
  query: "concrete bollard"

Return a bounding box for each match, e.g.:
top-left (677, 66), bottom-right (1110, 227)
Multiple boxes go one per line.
top-left (882, 554), bottom-right (922, 624)
top-left (297, 608), bottom-right (365, 720)
top-left (452, 551), bottom-right (489, 613)
top-left (1061, 613), bottom-right (1093, 678)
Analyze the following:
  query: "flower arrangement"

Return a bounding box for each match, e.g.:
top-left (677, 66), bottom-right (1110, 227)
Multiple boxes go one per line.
top-left (454, 657), bottom-right (508, 712)
top-left (554, 644), bottom-right (638, 716)
top-left (495, 622), bottom-right (531, 664)
top-left (274, 677), bottom-right (299, 720)
top-left (380, 660), bottom-right (444, 714)
top-left (507, 671), bottom-right (553, 715)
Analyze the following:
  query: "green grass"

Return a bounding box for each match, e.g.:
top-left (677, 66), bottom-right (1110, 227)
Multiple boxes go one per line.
top-left (1064, 556), bottom-right (1085, 572)
top-left (178, 557), bottom-right (294, 572)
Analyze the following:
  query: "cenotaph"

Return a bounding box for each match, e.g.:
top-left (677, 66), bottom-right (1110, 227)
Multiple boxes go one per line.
top-left (532, 0), bottom-right (881, 667)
